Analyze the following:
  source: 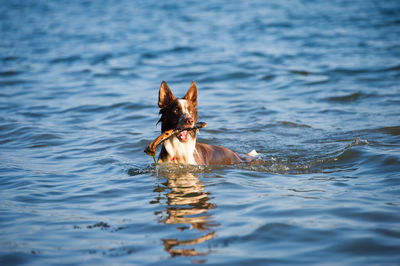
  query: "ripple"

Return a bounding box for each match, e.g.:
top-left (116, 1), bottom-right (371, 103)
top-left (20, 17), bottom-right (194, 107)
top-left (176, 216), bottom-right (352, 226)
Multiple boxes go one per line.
top-left (325, 92), bottom-right (373, 103)
top-left (0, 70), bottom-right (22, 77)
top-left (331, 238), bottom-right (400, 256)
top-left (166, 46), bottom-right (196, 53)
top-left (0, 79), bottom-right (28, 86)
top-left (374, 126), bottom-right (400, 136)
top-left (199, 71), bottom-right (254, 82)
top-left (278, 121), bottom-right (312, 128)
top-left (90, 52), bottom-right (113, 65)
top-left (50, 55), bottom-right (82, 64)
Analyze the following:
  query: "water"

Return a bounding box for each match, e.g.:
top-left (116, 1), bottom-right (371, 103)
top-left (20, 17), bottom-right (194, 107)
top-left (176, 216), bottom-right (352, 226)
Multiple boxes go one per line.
top-left (1, 0), bottom-right (400, 264)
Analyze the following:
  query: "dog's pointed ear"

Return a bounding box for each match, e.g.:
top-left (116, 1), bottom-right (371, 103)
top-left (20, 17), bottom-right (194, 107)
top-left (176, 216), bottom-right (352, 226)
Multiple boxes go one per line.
top-left (184, 81), bottom-right (198, 107)
top-left (158, 81), bottom-right (175, 108)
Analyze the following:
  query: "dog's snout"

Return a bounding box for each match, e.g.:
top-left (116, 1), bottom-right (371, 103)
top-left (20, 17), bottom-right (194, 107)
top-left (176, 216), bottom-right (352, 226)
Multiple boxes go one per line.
top-left (185, 116), bottom-right (194, 126)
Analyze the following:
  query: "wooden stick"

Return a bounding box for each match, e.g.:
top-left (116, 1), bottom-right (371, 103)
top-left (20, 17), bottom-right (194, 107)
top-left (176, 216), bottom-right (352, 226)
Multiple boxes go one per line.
top-left (144, 122), bottom-right (207, 157)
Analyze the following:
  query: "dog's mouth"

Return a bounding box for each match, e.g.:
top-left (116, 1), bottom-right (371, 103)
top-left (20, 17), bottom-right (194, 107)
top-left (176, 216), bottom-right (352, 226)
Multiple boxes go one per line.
top-left (177, 130), bottom-right (190, 142)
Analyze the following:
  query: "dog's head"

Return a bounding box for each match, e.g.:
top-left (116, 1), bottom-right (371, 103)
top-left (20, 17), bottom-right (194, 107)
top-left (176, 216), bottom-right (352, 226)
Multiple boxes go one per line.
top-left (157, 81), bottom-right (198, 143)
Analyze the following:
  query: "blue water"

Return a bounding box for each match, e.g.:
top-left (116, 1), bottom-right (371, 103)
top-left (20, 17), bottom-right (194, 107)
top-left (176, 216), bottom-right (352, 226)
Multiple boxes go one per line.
top-left (1, 0), bottom-right (400, 265)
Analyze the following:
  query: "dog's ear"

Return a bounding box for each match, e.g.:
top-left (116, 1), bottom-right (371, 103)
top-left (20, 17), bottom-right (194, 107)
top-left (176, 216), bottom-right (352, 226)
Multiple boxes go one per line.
top-left (158, 81), bottom-right (176, 108)
top-left (184, 81), bottom-right (198, 107)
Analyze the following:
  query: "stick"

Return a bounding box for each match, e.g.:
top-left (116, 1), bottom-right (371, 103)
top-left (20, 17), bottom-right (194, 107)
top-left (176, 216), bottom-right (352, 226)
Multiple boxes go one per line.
top-left (144, 122), bottom-right (207, 157)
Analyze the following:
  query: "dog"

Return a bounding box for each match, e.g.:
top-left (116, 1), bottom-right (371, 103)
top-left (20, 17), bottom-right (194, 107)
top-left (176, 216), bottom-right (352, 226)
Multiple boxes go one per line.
top-left (156, 81), bottom-right (257, 165)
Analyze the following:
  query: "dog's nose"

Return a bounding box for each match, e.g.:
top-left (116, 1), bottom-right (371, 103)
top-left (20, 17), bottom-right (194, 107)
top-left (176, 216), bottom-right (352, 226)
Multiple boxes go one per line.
top-left (186, 117), bottom-right (194, 126)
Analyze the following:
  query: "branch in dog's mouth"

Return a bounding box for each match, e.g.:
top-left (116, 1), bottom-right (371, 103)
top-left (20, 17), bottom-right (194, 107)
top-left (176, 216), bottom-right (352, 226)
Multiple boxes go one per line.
top-left (144, 122), bottom-right (207, 157)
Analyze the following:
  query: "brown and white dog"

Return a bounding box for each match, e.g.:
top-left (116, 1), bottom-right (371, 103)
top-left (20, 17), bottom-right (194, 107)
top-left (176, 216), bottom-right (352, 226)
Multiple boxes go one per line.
top-left (157, 81), bottom-right (256, 165)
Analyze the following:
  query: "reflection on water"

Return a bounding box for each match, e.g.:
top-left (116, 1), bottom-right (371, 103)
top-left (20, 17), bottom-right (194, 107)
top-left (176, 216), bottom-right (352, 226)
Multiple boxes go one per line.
top-left (151, 167), bottom-right (218, 258)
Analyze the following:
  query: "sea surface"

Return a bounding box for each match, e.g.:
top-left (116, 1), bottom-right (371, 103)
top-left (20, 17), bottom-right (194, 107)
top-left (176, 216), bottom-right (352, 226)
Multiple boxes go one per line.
top-left (1, 0), bottom-right (400, 265)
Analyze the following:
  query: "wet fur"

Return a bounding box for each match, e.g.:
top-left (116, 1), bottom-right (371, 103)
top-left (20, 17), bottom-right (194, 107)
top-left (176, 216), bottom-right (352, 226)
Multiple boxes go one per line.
top-left (157, 81), bottom-right (243, 165)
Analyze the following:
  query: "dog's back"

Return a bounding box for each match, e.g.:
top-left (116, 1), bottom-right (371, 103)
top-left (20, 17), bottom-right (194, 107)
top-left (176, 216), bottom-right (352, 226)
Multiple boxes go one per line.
top-left (194, 143), bottom-right (243, 165)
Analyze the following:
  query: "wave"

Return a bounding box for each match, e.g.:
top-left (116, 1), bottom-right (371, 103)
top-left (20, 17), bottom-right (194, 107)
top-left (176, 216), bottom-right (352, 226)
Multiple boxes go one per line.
top-left (325, 92), bottom-right (374, 103)
top-left (130, 137), bottom-right (373, 176)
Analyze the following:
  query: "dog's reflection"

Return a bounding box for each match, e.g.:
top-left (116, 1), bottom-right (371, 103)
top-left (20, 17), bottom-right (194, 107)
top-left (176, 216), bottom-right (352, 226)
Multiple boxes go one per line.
top-left (153, 168), bottom-right (218, 257)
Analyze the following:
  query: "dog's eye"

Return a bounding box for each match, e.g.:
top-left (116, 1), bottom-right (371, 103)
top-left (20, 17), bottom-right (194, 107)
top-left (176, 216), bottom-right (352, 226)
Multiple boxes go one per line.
top-left (174, 108), bottom-right (179, 114)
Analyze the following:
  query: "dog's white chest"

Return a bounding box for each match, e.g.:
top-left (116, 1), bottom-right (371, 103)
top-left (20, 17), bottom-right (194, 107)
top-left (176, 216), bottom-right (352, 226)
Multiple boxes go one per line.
top-left (163, 136), bottom-right (197, 165)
